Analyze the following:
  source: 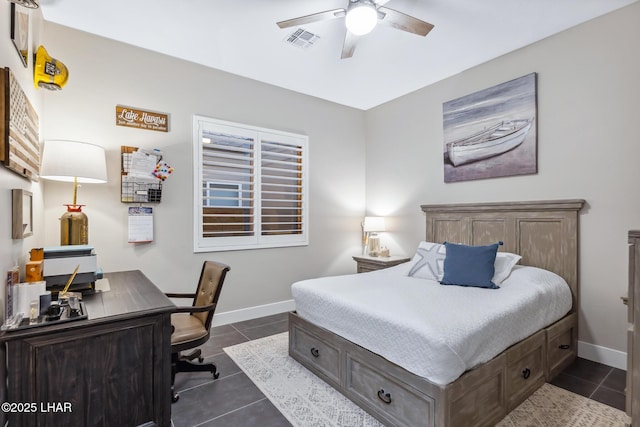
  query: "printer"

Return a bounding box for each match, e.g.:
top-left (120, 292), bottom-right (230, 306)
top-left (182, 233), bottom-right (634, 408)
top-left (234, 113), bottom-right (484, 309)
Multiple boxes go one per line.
top-left (40, 245), bottom-right (103, 293)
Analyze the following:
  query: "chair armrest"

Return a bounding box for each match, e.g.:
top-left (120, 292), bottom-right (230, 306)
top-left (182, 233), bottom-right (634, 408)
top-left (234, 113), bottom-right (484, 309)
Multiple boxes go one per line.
top-left (165, 292), bottom-right (195, 299)
top-left (172, 303), bottom-right (216, 314)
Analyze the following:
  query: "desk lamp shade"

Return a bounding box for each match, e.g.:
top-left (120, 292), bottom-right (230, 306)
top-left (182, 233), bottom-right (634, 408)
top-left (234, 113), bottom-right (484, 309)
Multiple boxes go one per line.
top-left (40, 140), bottom-right (107, 245)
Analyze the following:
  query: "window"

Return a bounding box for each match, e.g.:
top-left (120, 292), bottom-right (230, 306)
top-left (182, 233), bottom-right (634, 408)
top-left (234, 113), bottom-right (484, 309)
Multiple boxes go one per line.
top-left (204, 182), bottom-right (242, 207)
top-left (193, 116), bottom-right (308, 252)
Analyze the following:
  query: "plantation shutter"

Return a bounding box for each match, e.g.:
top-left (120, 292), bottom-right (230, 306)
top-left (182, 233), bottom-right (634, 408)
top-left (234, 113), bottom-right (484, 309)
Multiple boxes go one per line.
top-left (260, 135), bottom-right (304, 237)
top-left (194, 116), bottom-right (308, 252)
top-left (201, 130), bottom-right (255, 239)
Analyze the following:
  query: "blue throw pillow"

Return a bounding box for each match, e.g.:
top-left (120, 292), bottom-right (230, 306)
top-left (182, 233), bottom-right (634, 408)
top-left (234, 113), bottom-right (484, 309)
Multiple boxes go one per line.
top-left (440, 242), bottom-right (500, 289)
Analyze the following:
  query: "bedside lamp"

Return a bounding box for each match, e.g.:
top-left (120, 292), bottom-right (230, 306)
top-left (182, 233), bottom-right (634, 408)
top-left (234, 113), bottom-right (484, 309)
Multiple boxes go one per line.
top-left (40, 140), bottom-right (107, 245)
top-left (362, 216), bottom-right (386, 256)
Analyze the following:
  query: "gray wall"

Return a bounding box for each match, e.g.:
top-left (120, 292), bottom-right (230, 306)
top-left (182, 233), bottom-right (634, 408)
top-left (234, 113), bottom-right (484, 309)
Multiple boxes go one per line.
top-left (365, 2), bottom-right (640, 365)
top-left (39, 23), bottom-right (367, 318)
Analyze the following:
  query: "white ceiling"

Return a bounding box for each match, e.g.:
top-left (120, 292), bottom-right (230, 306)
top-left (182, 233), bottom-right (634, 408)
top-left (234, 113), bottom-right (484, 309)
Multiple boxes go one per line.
top-left (39, 0), bottom-right (636, 110)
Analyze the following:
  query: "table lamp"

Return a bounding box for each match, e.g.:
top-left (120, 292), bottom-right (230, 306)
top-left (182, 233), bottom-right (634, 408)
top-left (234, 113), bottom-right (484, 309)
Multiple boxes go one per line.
top-left (362, 216), bottom-right (386, 256)
top-left (40, 140), bottom-right (107, 245)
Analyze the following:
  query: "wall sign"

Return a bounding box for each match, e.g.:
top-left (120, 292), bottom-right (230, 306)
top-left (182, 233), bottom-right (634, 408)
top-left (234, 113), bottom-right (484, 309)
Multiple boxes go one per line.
top-left (115, 105), bottom-right (169, 132)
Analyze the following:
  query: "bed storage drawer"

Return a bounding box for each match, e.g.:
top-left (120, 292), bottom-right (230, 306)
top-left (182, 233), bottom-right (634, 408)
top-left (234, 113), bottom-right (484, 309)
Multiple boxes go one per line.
top-left (345, 351), bottom-right (436, 427)
top-left (289, 318), bottom-right (341, 386)
top-left (545, 312), bottom-right (578, 380)
top-left (505, 330), bottom-right (545, 410)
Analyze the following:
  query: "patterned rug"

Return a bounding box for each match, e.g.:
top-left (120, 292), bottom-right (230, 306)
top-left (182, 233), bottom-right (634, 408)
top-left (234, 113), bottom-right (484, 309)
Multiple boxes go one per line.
top-left (224, 332), bottom-right (627, 426)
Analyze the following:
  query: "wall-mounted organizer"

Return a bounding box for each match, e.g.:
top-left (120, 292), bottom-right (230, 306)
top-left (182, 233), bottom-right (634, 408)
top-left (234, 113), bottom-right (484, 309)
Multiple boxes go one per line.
top-left (120, 146), bottom-right (163, 203)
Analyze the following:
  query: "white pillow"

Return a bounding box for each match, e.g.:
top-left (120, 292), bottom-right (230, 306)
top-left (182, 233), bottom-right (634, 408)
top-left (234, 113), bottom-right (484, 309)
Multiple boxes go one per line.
top-left (493, 252), bottom-right (522, 284)
top-left (407, 241), bottom-right (446, 281)
top-left (407, 241), bottom-right (521, 285)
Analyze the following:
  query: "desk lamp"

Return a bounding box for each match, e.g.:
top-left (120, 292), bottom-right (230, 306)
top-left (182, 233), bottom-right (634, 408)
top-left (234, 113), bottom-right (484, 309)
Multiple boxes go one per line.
top-left (40, 140), bottom-right (107, 245)
top-left (362, 216), bottom-right (386, 256)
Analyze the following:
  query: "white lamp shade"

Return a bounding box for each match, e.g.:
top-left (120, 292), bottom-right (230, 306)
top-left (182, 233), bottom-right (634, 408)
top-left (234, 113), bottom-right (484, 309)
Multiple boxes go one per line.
top-left (345, 2), bottom-right (378, 35)
top-left (363, 216), bottom-right (386, 232)
top-left (41, 140), bottom-right (107, 183)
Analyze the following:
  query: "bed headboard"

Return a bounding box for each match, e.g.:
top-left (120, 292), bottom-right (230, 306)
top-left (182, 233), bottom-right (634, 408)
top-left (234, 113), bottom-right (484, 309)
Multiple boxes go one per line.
top-left (421, 199), bottom-right (585, 310)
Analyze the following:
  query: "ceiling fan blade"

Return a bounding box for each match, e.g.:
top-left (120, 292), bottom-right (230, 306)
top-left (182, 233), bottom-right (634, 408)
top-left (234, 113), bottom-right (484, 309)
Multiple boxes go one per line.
top-left (341, 30), bottom-right (358, 59)
top-left (277, 9), bottom-right (346, 29)
top-left (377, 7), bottom-right (434, 36)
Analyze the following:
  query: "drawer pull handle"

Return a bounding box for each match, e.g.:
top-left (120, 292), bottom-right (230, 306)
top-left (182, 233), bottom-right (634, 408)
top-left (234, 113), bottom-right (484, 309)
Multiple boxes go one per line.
top-left (310, 347), bottom-right (319, 358)
top-left (522, 368), bottom-right (531, 379)
top-left (377, 389), bottom-right (392, 404)
top-left (559, 344), bottom-right (570, 350)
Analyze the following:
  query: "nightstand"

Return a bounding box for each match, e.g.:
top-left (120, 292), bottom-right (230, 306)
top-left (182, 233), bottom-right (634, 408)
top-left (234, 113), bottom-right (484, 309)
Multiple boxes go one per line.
top-left (352, 254), bottom-right (411, 273)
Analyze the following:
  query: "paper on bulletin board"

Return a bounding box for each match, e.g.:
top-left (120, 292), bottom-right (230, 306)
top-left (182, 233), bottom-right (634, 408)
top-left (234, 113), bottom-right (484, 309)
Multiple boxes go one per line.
top-left (128, 149), bottom-right (161, 179)
top-left (128, 207), bottom-right (153, 243)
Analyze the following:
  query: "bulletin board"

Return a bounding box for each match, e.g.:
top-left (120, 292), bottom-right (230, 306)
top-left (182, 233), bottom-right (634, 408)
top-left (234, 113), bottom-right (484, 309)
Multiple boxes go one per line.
top-left (0, 67), bottom-right (39, 181)
top-left (120, 146), bottom-right (162, 203)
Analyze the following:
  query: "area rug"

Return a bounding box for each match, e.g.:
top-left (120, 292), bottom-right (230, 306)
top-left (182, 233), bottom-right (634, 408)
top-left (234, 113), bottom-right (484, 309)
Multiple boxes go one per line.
top-left (224, 333), bottom-right (627, 426)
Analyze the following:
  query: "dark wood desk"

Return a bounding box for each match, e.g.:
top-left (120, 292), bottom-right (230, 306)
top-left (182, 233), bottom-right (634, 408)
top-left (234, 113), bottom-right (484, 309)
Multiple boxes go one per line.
top-left (0, 270), bottom-right (174, 427)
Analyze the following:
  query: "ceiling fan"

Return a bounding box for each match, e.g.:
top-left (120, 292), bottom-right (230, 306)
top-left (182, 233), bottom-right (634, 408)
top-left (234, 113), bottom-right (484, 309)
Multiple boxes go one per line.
top-left (277, 0), bottom-right (434, 59)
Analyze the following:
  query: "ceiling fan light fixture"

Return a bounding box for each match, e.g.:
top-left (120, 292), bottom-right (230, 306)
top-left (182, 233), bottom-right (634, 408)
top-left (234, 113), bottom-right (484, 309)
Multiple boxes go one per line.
top-left (345, 1), bottom-right (377, 36)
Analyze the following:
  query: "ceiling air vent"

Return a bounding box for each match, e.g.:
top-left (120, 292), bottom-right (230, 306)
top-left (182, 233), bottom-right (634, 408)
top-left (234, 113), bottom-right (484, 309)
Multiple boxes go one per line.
top-left (284, 28), bottom-right (320, 49)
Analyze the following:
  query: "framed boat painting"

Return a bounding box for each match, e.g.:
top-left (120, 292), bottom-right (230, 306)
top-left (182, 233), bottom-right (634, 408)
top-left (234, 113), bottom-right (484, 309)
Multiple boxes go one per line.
top-left (443, 73), bottom-right (537, 183)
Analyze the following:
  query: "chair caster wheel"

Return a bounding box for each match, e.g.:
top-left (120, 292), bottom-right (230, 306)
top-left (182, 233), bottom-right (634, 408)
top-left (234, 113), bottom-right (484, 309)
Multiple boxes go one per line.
top-left (172, 393), bottom-right (180, 403)
top-left (198, 356), bottom-right (204, 363)
top-left (213, 372), bottom-right (220, 379)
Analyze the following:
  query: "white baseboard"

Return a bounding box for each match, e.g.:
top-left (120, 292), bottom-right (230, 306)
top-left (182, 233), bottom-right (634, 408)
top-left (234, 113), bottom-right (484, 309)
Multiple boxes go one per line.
top-left (578, 340), bottom-right (627, 370)
top-left (212, 299), bottom-right (296, 327)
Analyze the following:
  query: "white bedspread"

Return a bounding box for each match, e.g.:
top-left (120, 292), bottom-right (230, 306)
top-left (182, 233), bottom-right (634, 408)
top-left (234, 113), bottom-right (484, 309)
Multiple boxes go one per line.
top-left (291, 264), bottom-right (572, 385)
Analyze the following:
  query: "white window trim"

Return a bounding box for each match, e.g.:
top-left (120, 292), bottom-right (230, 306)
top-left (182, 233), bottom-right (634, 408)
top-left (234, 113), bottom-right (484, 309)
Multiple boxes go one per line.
top-left (193, 115), bottom-right (309, 252)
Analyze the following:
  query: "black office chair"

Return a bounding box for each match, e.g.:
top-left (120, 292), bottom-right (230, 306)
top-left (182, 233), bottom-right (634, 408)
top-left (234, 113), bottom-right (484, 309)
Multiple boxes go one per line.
top-left (165, 260), bottom-right (230, 403)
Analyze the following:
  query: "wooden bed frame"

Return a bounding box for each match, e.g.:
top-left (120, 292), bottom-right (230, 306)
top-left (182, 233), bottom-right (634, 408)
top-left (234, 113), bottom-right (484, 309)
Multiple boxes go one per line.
top-left (289, 199), bottom-right (585, 427)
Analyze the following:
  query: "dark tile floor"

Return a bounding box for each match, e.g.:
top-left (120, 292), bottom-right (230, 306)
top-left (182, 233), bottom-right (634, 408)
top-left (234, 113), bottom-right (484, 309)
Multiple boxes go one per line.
top-left (550, 357), bottom-right (627, 411)
top-left (170, 313), bottom-right (626, 426)
top-left (170, 312), bottom-right (292, 427)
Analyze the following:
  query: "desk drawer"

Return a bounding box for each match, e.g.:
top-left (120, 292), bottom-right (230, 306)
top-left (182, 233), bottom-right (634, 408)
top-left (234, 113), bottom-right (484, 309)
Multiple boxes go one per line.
top-left (345, 352), bottom-right (435, 427)
top-left (289, 323), bottom-right (341, 385)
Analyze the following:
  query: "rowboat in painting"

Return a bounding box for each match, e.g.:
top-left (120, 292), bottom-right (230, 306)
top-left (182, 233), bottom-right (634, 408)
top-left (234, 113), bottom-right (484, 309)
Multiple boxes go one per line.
top-left (447, 119), bottom-right (532, 167)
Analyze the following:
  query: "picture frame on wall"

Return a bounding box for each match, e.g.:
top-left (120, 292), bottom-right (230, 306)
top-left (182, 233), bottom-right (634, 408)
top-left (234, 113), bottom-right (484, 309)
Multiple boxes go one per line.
top-left (0, 67), bottom-right (40, 180)
top-left (10, 3), bottom-right (29, 68)
top-left (12, 189), bottom-right (33, 239)
top-left (443, 73), bottom-right (538, 183)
